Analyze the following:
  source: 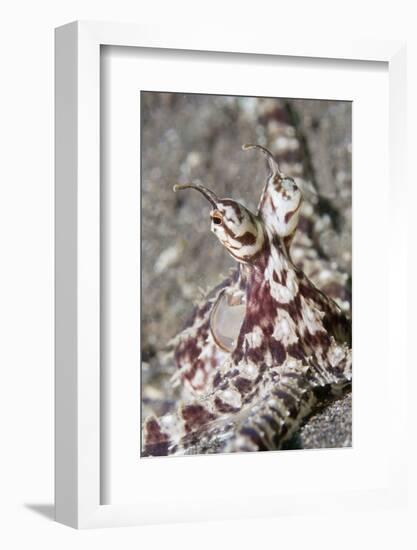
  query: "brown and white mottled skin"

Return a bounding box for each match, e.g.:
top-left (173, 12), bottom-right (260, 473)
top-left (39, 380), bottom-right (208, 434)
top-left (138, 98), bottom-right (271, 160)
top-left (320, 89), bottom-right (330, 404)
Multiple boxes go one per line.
top-left (143, 145), bottom-right (351, 457)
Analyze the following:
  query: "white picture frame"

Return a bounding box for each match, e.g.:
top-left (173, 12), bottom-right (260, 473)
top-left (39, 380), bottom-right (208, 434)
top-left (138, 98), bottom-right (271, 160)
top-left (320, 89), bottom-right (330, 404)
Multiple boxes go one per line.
top-left (55, 21), bottom-right (407, 529)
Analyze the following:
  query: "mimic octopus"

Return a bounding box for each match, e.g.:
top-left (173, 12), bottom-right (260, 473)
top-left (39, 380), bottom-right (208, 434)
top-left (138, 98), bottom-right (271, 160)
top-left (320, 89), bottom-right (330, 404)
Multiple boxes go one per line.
top-left (143, 144), bottom-right (352, 456)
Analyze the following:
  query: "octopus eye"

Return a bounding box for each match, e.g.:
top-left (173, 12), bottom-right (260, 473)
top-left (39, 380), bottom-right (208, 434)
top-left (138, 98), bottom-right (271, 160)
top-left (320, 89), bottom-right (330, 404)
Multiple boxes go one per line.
top-left (212, 214), bottom-right (223, 225)
top-left (282, 178), bottom-right (297, 194)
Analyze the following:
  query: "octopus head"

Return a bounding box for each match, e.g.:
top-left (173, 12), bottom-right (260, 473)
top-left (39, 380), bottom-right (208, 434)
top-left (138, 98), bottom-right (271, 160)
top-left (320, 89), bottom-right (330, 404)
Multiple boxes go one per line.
top-left (173, 183), bottom-right (264, 264)
top-left (243, 144), bottom-right (303, 238)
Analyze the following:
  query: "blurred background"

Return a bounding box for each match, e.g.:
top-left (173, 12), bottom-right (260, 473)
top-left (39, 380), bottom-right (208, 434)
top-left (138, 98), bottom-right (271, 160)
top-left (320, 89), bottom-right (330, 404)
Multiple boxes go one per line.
top-left (141, 92), bottom-right (352, 448)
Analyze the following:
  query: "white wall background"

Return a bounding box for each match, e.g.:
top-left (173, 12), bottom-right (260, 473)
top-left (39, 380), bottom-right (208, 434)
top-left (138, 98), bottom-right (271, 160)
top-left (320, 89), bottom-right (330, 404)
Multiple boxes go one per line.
top-left (0, 1), bottom-right (416, 548)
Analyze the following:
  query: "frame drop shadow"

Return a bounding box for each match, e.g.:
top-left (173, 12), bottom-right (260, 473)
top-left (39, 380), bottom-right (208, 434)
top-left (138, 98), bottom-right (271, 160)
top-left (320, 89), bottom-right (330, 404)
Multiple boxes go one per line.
top-left (24, 503), bottom-right (55, 521)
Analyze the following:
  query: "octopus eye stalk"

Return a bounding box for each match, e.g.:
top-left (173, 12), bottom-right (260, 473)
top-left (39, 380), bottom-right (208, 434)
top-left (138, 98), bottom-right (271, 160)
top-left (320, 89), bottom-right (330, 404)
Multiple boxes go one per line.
top-left (242, 143), bottom-right (284, 178)
top-left (173, 183), bottom-right (218, 209)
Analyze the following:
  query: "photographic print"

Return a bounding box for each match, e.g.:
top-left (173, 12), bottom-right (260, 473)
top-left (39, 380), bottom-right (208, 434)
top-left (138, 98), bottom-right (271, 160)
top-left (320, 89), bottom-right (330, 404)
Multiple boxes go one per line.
top-left (141, 92), bottom-right (352, 457)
